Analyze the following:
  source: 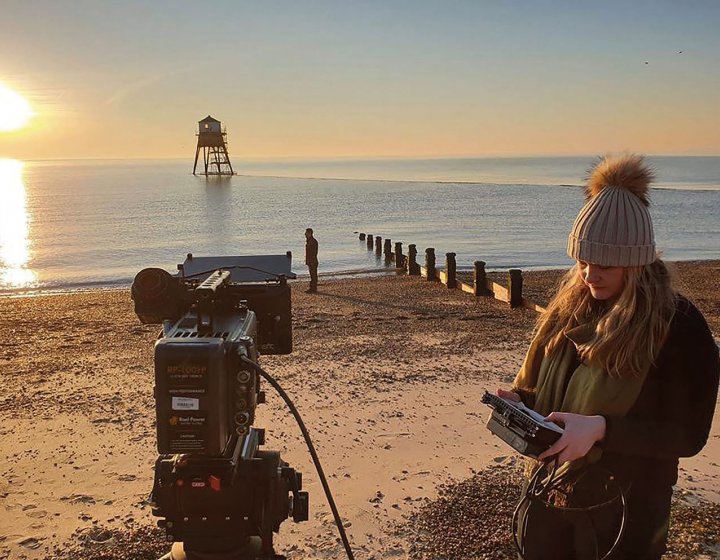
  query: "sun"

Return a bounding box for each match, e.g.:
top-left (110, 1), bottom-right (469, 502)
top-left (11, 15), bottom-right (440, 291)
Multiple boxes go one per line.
top-left (0, 83), bottom-right (34, 132)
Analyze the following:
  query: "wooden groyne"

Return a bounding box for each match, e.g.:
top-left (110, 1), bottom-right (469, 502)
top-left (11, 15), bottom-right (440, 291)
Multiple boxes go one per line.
top-left (356, 232), bottom-right (546, 313)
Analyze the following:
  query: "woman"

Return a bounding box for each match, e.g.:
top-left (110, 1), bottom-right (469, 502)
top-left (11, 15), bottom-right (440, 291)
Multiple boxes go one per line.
top-left (498, 154), bottom-right (719, 560)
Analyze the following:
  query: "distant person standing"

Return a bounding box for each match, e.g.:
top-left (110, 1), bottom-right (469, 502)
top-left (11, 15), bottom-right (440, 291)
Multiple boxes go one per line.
top-left (305, 228), bottom-right (319, 293)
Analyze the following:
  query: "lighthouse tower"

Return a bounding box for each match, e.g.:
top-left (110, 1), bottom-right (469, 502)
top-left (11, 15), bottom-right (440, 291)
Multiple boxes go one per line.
top-left (192, 115), bottom-right (235, 176)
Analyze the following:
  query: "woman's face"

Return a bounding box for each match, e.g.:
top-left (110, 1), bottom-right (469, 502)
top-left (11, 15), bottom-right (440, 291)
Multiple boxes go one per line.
top-left (577, 261), bottom-right (626, 301)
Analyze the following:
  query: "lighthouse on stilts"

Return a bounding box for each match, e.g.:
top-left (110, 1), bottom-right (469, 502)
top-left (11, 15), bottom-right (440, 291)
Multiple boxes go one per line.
top-left (193, 115), bottom-right (235, 176)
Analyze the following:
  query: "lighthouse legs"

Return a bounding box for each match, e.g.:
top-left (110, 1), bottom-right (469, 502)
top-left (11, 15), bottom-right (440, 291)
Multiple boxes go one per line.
top-left (192, 145), bottom-right (201, 175)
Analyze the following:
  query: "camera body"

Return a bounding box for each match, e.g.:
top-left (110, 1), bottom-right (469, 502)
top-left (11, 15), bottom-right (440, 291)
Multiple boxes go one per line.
top-left (154, 307), bottom-right (258, 456)
top-left (132, 254), bottom-right (307, 558)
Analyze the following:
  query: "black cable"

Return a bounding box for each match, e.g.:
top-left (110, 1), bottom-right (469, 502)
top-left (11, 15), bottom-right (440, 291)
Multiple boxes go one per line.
top-left (512, 458), bottom-right (558, 557)
top-left (240, 355), bottom-right (355, 560)
top-left (512, 459), bottom-right (627, 560)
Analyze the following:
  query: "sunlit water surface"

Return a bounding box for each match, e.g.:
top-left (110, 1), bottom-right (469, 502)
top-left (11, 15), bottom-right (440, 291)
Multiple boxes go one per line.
top-left (1, 156), bottom-right (718, 294)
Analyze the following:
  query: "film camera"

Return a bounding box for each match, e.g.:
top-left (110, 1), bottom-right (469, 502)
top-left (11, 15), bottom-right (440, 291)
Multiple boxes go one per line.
top-left (131, 253), bottom-right (308, 560)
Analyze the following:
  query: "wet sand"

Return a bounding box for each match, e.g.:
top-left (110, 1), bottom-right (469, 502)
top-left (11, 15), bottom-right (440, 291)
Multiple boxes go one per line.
top-left (1, 261), bottom-right (718, 559)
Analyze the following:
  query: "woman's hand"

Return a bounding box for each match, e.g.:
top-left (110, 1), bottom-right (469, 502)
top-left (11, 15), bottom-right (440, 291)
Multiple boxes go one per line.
top-left (496, 388), bottom-right (521, 402)
top-left (537, 413), bottom-right (606, 464)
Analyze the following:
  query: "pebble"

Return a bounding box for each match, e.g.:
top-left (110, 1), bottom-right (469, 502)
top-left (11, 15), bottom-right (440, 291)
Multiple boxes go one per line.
top-left (401, 462), bottom-right (720, 560)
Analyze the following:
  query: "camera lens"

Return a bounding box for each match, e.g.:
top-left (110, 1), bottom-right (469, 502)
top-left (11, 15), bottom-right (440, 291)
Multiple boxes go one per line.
top-left (236, 371), bottom-right (251, 384)
top-left (132, 268), bottom-right (174, 300)
top-left (234, 412), bottom-right (250, 426)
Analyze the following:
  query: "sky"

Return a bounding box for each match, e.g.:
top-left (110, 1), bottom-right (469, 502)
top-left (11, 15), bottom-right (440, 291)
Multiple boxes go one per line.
top-left (1, 0), bottom-right (719, 160)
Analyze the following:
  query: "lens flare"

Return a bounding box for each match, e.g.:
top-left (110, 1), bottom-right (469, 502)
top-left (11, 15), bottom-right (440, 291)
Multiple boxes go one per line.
top-left (0, 84), bottom-right (34, 132)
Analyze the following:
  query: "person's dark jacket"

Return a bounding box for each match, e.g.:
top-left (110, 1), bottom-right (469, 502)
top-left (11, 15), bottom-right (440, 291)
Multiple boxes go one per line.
top-left (305, 237), bottom-right (318, 266)
top-left (599, 296), bottom-right (719, 487)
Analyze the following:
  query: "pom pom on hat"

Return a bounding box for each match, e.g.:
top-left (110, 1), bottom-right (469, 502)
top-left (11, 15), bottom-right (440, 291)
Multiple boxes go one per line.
top-left (585, 153), bottom-right (655, 205)
top-left (568, 154), bottom-right (656, 267)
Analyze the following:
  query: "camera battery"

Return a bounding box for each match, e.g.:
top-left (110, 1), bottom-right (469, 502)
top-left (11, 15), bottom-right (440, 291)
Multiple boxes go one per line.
top-left (155, 338), bottom-right (229, 455)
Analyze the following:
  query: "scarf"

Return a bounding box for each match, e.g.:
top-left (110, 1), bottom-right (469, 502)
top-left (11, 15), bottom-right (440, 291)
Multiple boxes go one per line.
top-left (515, 318), bottom-right (648, 418)
top-left (513, 315), bottom-right (649, 483)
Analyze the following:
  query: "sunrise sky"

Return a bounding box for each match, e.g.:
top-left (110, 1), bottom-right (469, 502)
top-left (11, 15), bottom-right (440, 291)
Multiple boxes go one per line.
top-left (1, 0), bottom-right (719, 160)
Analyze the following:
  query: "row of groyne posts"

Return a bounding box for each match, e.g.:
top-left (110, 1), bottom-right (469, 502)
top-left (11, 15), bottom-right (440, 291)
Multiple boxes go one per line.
top-left (356, 232), bottom-right (545, 313)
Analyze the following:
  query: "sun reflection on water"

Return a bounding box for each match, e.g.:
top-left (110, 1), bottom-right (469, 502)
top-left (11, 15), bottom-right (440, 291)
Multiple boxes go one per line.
top-left (0, 159), bottom-right (36, 288)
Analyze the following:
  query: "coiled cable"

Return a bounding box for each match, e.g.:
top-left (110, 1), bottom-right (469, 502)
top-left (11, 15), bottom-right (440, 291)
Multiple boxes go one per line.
top-left (512, 458), bottom-right (627, 560)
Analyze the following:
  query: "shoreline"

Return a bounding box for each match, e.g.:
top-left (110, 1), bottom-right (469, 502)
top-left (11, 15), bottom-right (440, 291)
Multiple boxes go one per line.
top-left (1, 264), bottom-right (718, 559)
top-left (2, 257), bottom-right (719, 301)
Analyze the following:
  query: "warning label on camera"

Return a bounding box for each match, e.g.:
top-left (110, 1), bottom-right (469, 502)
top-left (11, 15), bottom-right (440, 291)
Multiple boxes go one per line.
top-left (168, 412), bottom-right (207, 452)
top-left (172, 397), bottom-right (199, 410)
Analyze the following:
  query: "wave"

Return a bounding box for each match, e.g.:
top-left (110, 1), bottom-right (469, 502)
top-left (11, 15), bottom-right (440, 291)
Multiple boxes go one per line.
top-left (239, 173), bottom-right (588, 188)
top-left (0, 277), bottom-right (134, 298)
top-left (0, 269), bottom-right (396, 297)
top-left (237, 173), bottom-right (720, 192)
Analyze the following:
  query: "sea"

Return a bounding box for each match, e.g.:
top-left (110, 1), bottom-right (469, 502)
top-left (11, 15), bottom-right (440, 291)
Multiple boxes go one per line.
top-left (1, 155), bottom-right (719, 295)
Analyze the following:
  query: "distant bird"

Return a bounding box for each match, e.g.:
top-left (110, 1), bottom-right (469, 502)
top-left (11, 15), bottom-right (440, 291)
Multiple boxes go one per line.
top-left (645, 61), bottom-right (649, 65)
top-left (678, 50), bottom-right (683, 54)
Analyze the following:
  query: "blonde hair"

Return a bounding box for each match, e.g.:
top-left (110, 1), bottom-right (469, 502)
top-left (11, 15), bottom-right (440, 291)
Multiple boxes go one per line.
top-left (534, 259), bottom-right (676, 377)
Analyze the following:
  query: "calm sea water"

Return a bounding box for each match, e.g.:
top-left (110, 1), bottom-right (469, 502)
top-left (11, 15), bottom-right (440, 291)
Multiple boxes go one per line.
top-left (1, 156), bottom-right (718, 294)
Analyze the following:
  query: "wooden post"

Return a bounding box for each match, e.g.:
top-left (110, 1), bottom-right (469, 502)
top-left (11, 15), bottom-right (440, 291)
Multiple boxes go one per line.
top-left (383, 239), bottom-right (393, 265)
top-left (359, 233), bottom-right (366, 241)
top-left (383, 238), bottom-right (392, 256)
top-left (375, 235), bottom-right (382, 255)
top-left (366, 234), bottom-right (374, 250)
top-left (445, 252), bottom-right (457, 289)
top-left (425, 248), bottom-right (436, 281)
top-left (474, 260), bottom-right (491, 296)
top-left (509, 268), bottom-right (523, 308)
top-left (408, 244), bottom-right (420, 275)
top-left (394, 242), bottom-right (404, 268)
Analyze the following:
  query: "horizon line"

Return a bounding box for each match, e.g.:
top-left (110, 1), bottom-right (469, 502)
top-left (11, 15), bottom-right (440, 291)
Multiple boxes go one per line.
top-left (5, 152), bottom-right (720, 163)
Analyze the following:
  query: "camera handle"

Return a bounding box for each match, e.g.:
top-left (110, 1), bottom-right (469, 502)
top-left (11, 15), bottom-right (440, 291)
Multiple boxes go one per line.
top-left (240, 356), bottom-right (356, 560)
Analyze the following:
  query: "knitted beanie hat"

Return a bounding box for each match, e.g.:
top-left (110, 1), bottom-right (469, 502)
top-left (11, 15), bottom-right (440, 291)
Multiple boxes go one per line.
top-left (567, 154), bottom-right (656, 267)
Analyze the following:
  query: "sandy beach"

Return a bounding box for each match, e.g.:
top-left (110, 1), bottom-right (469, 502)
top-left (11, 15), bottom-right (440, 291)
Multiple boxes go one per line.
top-left (1, 261), bottom-right (719, 560)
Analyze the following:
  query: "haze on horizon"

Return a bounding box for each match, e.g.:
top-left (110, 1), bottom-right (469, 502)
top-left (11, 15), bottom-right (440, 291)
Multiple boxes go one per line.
top-left (1, 0), bottom-right (719, 161)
